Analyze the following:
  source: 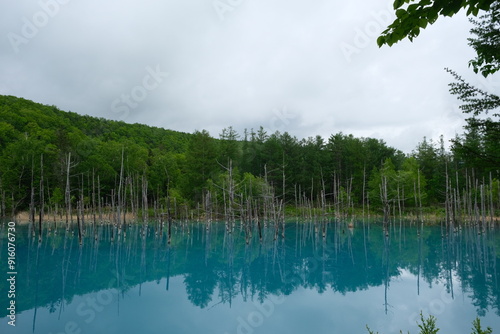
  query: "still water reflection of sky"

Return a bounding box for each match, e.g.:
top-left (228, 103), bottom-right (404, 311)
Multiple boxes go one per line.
top-left (0, 221), bottom-right (499, 334)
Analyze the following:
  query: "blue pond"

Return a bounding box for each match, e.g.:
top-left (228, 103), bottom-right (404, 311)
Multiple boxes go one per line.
top-left (0, 220), bottom-right (499, 334)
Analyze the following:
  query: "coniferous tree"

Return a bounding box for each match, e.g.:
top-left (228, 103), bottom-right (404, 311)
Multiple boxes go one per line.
top-left (446, 3), bottom-right (500, 174)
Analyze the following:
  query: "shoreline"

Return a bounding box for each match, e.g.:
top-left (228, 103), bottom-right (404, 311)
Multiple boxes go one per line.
top-left (3, 210), bottom-right (499, 226)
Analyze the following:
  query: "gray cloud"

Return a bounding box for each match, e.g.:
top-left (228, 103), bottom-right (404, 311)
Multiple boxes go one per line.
top-left (0, 0), bottom-right (483, 152)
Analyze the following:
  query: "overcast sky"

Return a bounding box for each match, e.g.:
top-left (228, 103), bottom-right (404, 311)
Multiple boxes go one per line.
top-left (1, 0), bottom-right (498, 152)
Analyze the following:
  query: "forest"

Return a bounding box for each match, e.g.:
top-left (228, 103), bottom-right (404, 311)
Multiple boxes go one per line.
top-left (0, 94), bottom-right (498, 228)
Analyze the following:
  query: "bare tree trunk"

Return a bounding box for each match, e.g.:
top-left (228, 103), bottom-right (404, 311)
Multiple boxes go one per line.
top-left (122, 176), bottom-right (127, 236)
top-left (445, 163), bottom-right (450, 226)
top-left (367, 191), bottom-right (370, 218)
top-left (30, 157), bottom-right (35, 236)
top-left (117, 147), bottom-right (125, 227)
top-left (111, 189), bottom-right (116, 225)
top-left (417, 169), bottom-right (423, 220)
top-left (38, 154), bottom-right (44, 243)
top-left (129, 175), bottom-right (135, 221)
top-left (401, 185), bottom-right (405, 216)
top-left (142, 174), bottom-right (148, 223)
top-left (80, 175), bottom-right (85, 232)
top-left (474, 178), bottom-right (480, 224)
top-left (466, 169), bottom-right (472, 222)
top-left (333, 171), bottom-right (337, 218)
top-left (282, 153), bottom-right (285, 221)
top-left (98, 175), bottom-right (103, 223)
top-left (380, 174), bottom-right (389, 235)
top-left (489, 172), bottom-right (494, 227)
top-left (455, 171), bottom-right (462, 223)
top-left (362, 165), bottom-right (366, 218)
top-left (92, 169), bottom-right (96, 227)
top-left (76, 200), bottom-right (82, 245)
top-left (229, 159), bottom-right (234, 223)
top-left (0, 179), bottom-right (5, 221)
top-left (65, 152), bottom-right (72, 231)
top-left (397, 184), bottom-right (401, 219)
top-left (480, 182), bottom-right (486, 231)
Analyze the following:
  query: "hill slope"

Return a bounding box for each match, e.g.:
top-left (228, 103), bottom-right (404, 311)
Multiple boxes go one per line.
top-left (2, 94), bottom-right (496, 221)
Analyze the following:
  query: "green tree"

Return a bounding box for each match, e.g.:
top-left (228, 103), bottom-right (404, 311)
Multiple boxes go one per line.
top-left (399, 156), bottom-right (427, 207)
top-left (471, 317), bottom-right (493, 334)
top-left (368, 158), bottom-right (398, 207)
top-left (413, 137), bottom-right (444, 204)
top-left (148, 150), bottom-right (182, 198)
top-left (182, 130), bottom-right (219, 202)
top-left (452, 117), bottom-right (500, 171)
top-left (218, 126), bottom-right (241, 167)
top-left (296, 135), bottom-right (328, 200)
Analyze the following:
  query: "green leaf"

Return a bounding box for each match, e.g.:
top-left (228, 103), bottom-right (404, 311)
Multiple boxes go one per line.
top-left (393, 0), bottom-right (404, 10)
top-left (478, 0), bottom-right (492, 11)
top-left (396, 8), bottom-right (407, 18)
top-left (377, 36), bottom-right (386, 47)
top-left (441, 8), bottom-right (453, 17)
top-left (411, 26), bottom-right (420, 37)
top-left (427, 8), bottom-right (438, 23)
top-left (418, 18), bottom-right (428, 28)
top-left (407, 4), bottom-right (419, 13)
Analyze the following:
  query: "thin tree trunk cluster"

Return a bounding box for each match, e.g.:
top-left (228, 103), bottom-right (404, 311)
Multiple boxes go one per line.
top-left (444, 169), bottom-right (498, 231)
top-left (4, 153), bottom-right (499, 245)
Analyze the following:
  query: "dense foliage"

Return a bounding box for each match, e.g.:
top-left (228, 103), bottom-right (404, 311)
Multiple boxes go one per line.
top-left (378, 0), bottom-right (496, 49)
top-left (0, 94), bottom-right (498, 220)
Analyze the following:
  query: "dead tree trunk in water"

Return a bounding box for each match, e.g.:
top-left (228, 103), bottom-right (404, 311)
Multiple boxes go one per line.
top-left (362, 165), bottom-right (366, 218)
top-left (80, 175), bottom-right (85, 232)
top-left (142, 174), bottom-right (148, 223)
top-left (30, 157), bottom-right (35, 236)
top-left (380, 175), bottom-right (389, 222)
top-left (454, 171), bottom-right (461, 223)
top-left (76, 200), bottom-right (82, 245)
top-left (122, 176), bottom-right (128, 235)
top-left (65, 153), bottom-right (72, 231)
top-left (282, 153), bottom-right (286, 223)
top-left (445, 163), bottom-right (450, 227)
top-left (489, 173), bottom-right (494, 228)
top-left (0, 180), bottom-right (5, 221)
top-left (480, 182), bottom-right (486, 231)
top-left (111, 189), bottom-right (116, 225)
top-left (128, 175), bottom-right (135, 222)
top-left (92, 169), bottom-right (96, 228)
top-left (396, 184), bottom-right (402, 219)
top-left (117, 147), bottom-right (125, 228)
top-left (98, 175), bottom-right (103, 224)
top-left (228, 159), bottom-right (235, 223)
top-left (417, 169), bottom-right (423, 220)
top-left (38, 154), bottom-right (44, 243)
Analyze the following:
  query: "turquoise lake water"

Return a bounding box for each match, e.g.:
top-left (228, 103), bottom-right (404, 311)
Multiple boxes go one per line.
top-left (0, 220), bottom-right (499, 334)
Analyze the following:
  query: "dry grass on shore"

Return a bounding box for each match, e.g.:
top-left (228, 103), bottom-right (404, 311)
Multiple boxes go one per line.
top-left (7, 211), bottom-right (139, 225)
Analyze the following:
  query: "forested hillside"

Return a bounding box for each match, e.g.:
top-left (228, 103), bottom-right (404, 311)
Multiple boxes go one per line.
top-left (0, 95), bottom-right (498, 223)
